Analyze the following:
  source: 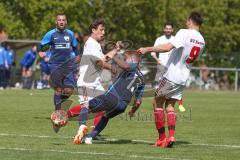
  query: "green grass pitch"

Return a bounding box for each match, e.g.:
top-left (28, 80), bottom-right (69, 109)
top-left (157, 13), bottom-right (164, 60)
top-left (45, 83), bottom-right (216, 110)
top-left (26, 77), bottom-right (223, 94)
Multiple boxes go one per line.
top-left (0, 89), bottom-right (239, 160)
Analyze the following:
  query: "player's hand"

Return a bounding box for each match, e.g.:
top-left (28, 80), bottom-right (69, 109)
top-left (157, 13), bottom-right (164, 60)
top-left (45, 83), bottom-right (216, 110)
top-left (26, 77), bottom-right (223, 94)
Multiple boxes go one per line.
top-left (157, 59), bottom-right (161, 65)
top-left (105, 52), bottom-right (115, 60)
top-left (134, 99), bottom-right (142, 107)
top-left (137, 48), bottom-right (148, 55)
top-left (115, 41), bottom-right (124, 51)
top-left (39, 51), bottom-right (46, 58)
top-left (129, 99), bottom-right (142, 117)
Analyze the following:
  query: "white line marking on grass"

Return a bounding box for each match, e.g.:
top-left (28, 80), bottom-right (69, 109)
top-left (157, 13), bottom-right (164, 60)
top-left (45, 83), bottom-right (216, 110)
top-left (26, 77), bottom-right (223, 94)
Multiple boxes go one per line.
top-left (1, 133), bottom-right (240, 149)
top-left (105, 138), bottom-right (240, 149)
top-left (0, 147), bottom-right (182, 160)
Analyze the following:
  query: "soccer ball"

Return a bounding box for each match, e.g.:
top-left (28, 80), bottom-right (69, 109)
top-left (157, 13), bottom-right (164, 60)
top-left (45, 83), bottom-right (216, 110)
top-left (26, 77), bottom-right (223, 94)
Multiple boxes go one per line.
top-left (50, 110), bottom-right (68, 127)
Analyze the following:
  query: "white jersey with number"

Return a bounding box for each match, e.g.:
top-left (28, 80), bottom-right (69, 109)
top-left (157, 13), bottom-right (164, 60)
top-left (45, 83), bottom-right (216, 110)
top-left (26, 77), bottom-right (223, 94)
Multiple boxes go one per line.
top-left (151, 35), bottom-right (174, 66)
top-left (164, 29), bottom-right (205, 85)
top-left (77, 37), bottom-right (105, 88)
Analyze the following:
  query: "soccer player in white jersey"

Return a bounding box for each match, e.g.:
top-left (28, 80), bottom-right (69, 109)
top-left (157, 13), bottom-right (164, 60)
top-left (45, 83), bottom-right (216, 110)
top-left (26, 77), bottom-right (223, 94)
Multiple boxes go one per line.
top-left (68, 19), bottom-right (121, 132)
top-left (138, 12), bottom-right (205, 148)
top-left (151, 22), bottom-right (174, 88)
top-left (151, 22), bottom-right (186, 112)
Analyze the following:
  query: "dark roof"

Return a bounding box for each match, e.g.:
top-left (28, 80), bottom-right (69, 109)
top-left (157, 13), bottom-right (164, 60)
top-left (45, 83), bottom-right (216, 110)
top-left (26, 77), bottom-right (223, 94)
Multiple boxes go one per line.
top-left (0, 39), bottom-right (40, 50)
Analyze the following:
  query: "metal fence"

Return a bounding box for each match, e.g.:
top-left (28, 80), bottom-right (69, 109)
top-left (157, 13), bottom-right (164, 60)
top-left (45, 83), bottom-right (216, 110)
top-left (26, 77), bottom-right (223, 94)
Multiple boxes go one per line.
top-left (141, 62), bottom-right (240, 92)
top-left (6, 61), bottom-right (240, 92)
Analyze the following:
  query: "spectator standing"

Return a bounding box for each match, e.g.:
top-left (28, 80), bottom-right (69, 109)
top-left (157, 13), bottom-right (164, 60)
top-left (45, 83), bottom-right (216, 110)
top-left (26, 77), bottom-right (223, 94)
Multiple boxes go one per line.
top-left (0, 45), bottom-right (8, 89)
top-left (19, 45), bottom-right (37, 89)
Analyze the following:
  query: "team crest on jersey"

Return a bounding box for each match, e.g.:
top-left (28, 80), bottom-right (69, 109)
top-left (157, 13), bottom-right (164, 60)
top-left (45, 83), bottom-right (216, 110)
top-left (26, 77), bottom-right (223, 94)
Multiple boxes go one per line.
top-left (64, 36), bottom-right (70, 41)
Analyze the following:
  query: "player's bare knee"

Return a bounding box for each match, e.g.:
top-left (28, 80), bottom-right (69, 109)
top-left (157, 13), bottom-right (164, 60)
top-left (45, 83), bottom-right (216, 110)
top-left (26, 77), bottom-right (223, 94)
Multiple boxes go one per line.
top-left (165, 99), bottom-right (177, 111)
top-left (155, 97), bottom-right (164, 109)
top-left (152, 98), bottom-right (157, 109)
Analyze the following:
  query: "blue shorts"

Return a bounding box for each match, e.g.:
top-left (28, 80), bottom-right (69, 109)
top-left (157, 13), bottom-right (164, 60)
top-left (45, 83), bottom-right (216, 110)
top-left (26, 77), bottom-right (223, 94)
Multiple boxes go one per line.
top-left (49, 59), bottom-right (77, 89)
top-left (41, 64), bottom-right (50, 75)
top-left (89, 90), bottom-right (128, 118)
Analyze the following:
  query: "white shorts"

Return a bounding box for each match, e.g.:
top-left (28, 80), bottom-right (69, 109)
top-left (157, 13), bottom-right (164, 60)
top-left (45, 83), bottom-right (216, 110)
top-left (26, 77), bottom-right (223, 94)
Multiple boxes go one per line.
top-left (155, 77), bottom-right (185, 100)
top-left (78, 85), bottom-right (105, 104)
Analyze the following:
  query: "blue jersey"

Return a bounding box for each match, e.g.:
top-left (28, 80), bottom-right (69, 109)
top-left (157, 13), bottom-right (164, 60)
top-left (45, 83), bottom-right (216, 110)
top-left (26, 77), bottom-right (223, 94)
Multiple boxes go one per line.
top-left (0, 46), bottom-right (6, 66)
top-left (5, 49), bottom-right (13, 65)
top-left (106, 63), bottom-right (145, 103)
top-left (40, 28), bottom-right (78, 64)
top-left (19, 49), bottom-right (37, 68)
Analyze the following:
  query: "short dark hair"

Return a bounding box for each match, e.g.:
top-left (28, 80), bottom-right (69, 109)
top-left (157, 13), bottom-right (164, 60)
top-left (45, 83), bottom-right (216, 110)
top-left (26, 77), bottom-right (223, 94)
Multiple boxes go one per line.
top-left (188, 12), bottom-right (203, 26)
top-left (56, 13), bottom-right (66, 17)
top-left (125, 50), bottom-right (141, 62)
top-left (55, 13), bottom-right (67, 20)
top-left (164, 21), bottom-right (173, 28)
top-left (89, 19), bottom-right (105, 34)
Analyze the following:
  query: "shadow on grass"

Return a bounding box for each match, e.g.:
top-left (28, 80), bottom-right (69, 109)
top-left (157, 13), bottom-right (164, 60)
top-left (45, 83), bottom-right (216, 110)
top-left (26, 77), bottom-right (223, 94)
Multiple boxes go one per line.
top-left (94, 137), bottom-right (191, 146)
top-left (33, 116), bottom-right (50, 120)
top-left (51, 143), bottom-right (66, 146)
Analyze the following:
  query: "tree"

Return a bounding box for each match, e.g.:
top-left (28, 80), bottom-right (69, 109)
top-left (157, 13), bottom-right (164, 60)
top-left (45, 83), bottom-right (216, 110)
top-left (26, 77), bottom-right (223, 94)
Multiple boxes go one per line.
top-left (0, 0), bottom-right (239, 67)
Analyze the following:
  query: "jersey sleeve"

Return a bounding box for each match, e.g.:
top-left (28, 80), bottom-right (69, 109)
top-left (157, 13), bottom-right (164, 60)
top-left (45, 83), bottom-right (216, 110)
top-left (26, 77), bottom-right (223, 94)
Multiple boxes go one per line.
top-left (40, 30), bottom-right (54, 51)
top-left (170, 29), bottom-right (185, 48)
top-left (40, 32), bottom-right (51, 46)
top-left (89, 46), bottom-right (104, 63)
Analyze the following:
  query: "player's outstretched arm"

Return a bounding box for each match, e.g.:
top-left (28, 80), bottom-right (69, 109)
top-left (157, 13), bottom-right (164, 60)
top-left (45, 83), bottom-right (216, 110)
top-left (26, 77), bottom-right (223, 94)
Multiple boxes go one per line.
top-left (96, 60), bottom-right (112, 70)
top-left (128, 99), bottom-right (142, 117)
top-left (128, 83), bottom-right (145, 117)
top-left (137, 43), bottom-right (174, 55)
top-left (105, 41), bottom-right (124, 61)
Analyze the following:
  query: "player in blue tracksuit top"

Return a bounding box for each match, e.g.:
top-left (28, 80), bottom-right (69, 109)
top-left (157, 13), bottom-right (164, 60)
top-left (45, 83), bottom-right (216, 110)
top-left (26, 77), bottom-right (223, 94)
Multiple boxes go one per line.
top-left (19, 45), bottom-right (37, 77)
top-left (39, 13), bottom-right (79, 131)
top-left (71, 50), bottom-right (145, 144)
top-left (40, 50), bottom-right (51, 88)
top-left (4, 44), bottom-right (14, 87)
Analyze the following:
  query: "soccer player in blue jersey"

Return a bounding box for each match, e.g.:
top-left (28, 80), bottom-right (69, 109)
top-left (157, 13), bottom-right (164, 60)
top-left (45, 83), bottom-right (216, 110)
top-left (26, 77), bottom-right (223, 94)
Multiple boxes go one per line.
top-left (40, 13), bottom-right (79, 132)
top-left (70, 50), bottom-right (145, 144)
top-left (40, 13), bottom-right (79, 111)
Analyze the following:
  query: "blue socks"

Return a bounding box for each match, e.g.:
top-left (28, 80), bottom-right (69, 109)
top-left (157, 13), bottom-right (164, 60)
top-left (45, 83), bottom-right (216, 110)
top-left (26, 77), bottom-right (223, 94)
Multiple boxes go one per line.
top-left (89, 116), bottom-right (109, 138)
top-left (79, 107), bottom-right (88, 126)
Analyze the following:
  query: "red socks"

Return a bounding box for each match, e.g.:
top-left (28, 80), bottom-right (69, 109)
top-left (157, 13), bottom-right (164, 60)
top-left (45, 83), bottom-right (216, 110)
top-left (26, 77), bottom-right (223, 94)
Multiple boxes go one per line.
top-left (154, 108), bottom-right (177, 140)
top-left (67, 105), bottom-right (103, 130)
top-left (67, 105), bottom-right (82, 118)
top-left (154, 108), bottom-right (165, 140)
top-left (167, 110), bottom-right (176, 138)
top-left (93, 112), bottom-right (103, 127)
